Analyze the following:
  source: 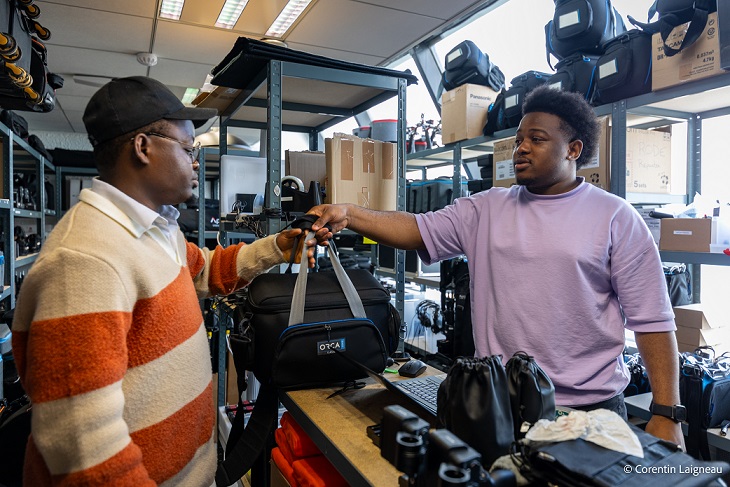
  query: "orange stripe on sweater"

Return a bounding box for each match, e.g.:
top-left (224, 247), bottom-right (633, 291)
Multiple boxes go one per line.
top-left (186, 241), bottom-right (205, 279)
top-left (128, 268), bottom-right (203, 367)
top-left (129, 382), bottom-right (215, 484)
top-left (24, 435), bottom-right (156, 486)
top-left (209, 243), bottom-right (248, 295)
top-left (21, 311), bottom-right (131, 403)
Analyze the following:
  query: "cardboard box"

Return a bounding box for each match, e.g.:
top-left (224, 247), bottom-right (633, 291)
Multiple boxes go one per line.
top-left (284, 150), bottom-right (327, 189)
top-left (675, 325), bottom-right (730, 348)
top-left (625, 127), bottom-right (672, 194)
top-left (492, 116), bottom-right (610, 190)
top-left (194, 85), bottom-right (241, 113)
top-left (441, 84), bottom-right (498, 144)
top-left (652, 12), bottom-right (722, 91)
top-left (674, 303), bottom-right (727, 330)
top-left (325, 133), bottom-right (396, 211)
top-left (659, 218), bottom-right (712, 252)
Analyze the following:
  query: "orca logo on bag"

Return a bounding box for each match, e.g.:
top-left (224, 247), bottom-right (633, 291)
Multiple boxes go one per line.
top-left (317, 338), bottom-right (346, 355)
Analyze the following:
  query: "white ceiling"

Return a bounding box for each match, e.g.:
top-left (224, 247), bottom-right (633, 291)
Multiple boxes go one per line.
top-left (16, 0), bottom-right (497, 137)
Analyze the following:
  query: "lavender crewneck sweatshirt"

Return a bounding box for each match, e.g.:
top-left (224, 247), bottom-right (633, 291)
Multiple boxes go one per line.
top-left (415, 178), bottom-right (674, 406)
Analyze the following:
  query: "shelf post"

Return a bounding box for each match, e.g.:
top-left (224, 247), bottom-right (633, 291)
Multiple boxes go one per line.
top-left (394, 77), bottom-right (408, 358)
top-left (687, 114), bottom-right (703, 302)
top-left (266, 60), bottom-right (284, 237)
top-left (610, 100), bottom-right (627, 198)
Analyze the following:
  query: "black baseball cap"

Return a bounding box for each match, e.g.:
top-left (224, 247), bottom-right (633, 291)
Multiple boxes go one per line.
top-left (83, 76), bottom-right (218, 147)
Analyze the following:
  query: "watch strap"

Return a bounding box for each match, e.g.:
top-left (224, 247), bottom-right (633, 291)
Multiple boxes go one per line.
top-left (650, 401), bottom-right (686, 422)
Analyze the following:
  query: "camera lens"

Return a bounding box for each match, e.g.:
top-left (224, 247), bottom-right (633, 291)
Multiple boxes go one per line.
top-left (437, 464), bottom-right (471, 486)
top-left (395, 432), bottom-right (426, 476)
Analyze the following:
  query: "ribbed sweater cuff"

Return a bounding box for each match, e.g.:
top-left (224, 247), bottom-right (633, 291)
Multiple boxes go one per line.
top-left (236, 234), bottom-right (284, 282)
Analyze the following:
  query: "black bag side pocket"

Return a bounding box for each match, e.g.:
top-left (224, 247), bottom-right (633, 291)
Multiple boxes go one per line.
top-left (594, 29), bottom-right (652, 103)
top-left (272, 318), bottom-right (387, 390)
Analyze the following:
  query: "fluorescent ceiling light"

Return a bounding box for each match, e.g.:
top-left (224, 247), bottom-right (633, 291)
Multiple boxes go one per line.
top-left (159, 0), bottom-right (185, 20)
top-left (265, 0), bottom-right (313, 37)
top-left (182, 87), bottom-right (200, 105)
top-left (215, 0), bottom-right (249, 29)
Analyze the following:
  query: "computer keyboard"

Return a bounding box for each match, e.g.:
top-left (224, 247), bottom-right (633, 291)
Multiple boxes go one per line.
top-left (395, 375), bottom-right (444, 416)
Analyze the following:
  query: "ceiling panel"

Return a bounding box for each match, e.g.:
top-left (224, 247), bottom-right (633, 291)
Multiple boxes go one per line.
top-left (359, 0), bottom-right (486, 21)
top-left (149, 59), bottom-right (217, 91)
top-left (180, 0), bottom-right (225, 25)
top-left (46, 45), bottom-right (147, 79)
top-left (284, 41), bottom-right (385, 66)
top-left (40, 3), bottom-right (153, 54)
top-left (287, 0), bottom-right (442, 59)
top-left (11, 0), bottom-right (488, 137)
top-left (37, 0), bottom-right (156, 17)
top-left (234, 0), bottom-right (289, 33)
top-left (153, 21), bottom-right (242, 65)
top-left (21, 109), bottom-right (73, 134)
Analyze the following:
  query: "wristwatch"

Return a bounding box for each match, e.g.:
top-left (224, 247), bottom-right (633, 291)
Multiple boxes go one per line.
top-left (649, 402), bottom-right (687, 423)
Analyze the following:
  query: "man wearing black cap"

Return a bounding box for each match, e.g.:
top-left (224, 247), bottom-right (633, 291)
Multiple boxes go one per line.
top-left (12, 76), bottom-right (311, 486)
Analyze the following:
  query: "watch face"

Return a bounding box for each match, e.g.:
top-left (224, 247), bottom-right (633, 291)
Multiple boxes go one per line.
top-left (675, 405), bottom-right (687, 422)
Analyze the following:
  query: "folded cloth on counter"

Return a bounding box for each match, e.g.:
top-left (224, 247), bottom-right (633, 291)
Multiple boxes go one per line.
top-left (271, 447), bottom-right (298, 487)
top-left (211, 37), bottom-right (419, 90)
top-left (525, 409), bottom-right (643, 457)
top-left (292, 455), bottom-right (348, 487)
top-left (281, 411), bottom-right (321, 459)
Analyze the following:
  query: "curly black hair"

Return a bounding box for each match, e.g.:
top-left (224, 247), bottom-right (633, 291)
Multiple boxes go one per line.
top-left (521, 85), bottom-right (600, 169)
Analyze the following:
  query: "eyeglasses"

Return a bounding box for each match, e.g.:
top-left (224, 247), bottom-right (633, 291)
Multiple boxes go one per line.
top-left (134, 132), bottom-right (201, 162)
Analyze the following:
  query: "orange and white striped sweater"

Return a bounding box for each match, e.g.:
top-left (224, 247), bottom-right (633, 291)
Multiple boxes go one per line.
top-left (12, 187), bottom-right (285, 486)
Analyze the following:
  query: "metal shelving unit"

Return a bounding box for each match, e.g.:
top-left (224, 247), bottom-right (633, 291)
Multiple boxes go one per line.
top-left (404, 71), bottom-right (730, 299)
top-left (1, 121), bottom-right (53, 309)
top-left (212, 58), bottom-right (411, 420)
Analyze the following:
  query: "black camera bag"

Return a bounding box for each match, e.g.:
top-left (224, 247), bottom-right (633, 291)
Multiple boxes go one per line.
top-left (217, 235), bottom-right (397, 486)
top-left (545, 0), bottom-right (627, 64)
top-left (503, 71), bottom-right (551, 128)
top-left (245, 241), bottom-right (391, 388)
top-left (514, 422), bottom-right (728, 486)
top-left (483, 89), bottom-right (509, 136)
top-left (548, 53), bottom-right (600, 103)
top-left (442, 40), bottom-right (505, 92)
top-left (680, 346), bottom-right (730, 460)
top-left (593, 29), bottom-right (653, 104)
top-left (628, 0), bottom-right (716, 57)
top-left (0, 108), bottom-right (27, 138)
top-left (1, 2), bottom-right (61, 112)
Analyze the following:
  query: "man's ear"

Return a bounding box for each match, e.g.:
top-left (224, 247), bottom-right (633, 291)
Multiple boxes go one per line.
top-left (567, 139), bottom-right (583, 162)
top-left (130, 133), bottom-right (152, 166)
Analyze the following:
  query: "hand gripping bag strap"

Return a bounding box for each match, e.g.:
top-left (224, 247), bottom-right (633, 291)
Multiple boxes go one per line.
top-left (289, 231), bottom-right (367, 326)
top-left (216, 382), bottom-right (279, 486)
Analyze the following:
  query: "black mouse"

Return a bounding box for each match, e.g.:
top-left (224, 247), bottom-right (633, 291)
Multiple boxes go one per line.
top-left (399, 359), bottom-right (426, 378)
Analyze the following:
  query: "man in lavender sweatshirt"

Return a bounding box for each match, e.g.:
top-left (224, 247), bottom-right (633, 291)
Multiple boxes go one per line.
top-left (307, 85), bottom-right (684, 448)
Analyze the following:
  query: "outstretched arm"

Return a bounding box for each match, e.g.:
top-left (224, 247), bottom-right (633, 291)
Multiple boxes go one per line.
top-left (307, 203), bottom-right (425, 250)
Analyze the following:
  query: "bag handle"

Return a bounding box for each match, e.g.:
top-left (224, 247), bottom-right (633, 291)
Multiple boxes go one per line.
top-left (289, 231), bottom-right (367, 326)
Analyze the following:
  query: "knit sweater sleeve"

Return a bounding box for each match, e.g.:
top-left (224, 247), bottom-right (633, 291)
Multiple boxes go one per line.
top-left (187, 234), bottom-right (284, 297)
top-left (13, 249), bottom-right (156, 486)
